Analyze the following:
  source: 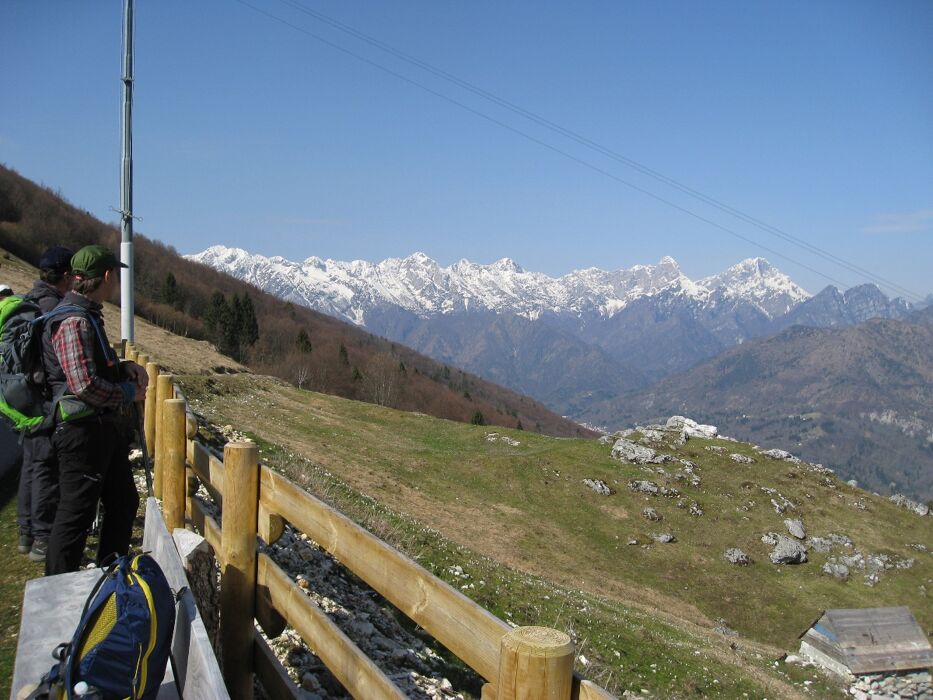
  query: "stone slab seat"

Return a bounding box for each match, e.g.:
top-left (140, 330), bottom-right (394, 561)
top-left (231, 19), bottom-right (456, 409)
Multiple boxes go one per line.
top-left (10, 498), bottom-right (228, 700)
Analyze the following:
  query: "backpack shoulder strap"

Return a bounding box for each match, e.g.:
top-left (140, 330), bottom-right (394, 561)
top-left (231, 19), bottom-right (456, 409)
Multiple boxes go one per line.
top-left (40, 305), bottom-right (117, 366)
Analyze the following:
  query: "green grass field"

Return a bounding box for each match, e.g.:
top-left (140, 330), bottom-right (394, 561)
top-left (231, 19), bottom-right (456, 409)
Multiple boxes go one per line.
top-left (0, 471), bottom-right (44, 697)
top-left (179, 371), bottom-right (933, 697)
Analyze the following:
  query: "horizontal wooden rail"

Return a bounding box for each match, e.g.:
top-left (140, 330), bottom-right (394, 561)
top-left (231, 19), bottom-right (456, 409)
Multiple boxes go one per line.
top-left (190, 497), bottom-right (222, 555)
top-left (189, 441), bottom-right (224, 509)
top-left (574, 677), bottom-right (618, 700)
top-left (160, 375), bottom-right (615, 700)
top-left (253, 631), bottom-right (299, 700)
top-left (258, 554), bottom-right (406, 699)
top-left (259, 465), bottom-right (511, 684)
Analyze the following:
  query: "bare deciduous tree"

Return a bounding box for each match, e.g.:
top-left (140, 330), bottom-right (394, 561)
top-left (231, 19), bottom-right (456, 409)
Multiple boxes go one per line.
top-left (295, 364), bottom-right (310, 390)
top-left (362, 355), bottom-right (401, 407)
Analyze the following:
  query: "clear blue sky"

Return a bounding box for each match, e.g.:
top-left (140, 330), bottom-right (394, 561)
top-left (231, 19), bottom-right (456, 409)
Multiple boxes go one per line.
top-left (2, 1), bottom-right (931, 300)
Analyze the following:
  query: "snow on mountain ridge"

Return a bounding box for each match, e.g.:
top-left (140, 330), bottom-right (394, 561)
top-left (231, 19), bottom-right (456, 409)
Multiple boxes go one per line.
top-left (187, 246), bottom-right (811, 325)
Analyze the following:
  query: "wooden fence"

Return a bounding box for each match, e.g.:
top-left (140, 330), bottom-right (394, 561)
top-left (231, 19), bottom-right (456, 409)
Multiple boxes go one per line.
top-left (128, 346), bottom-right (615, 700)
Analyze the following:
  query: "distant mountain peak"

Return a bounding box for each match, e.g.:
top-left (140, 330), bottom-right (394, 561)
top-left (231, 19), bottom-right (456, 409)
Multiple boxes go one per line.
top-left (188, 245), bottom-right (812, 324)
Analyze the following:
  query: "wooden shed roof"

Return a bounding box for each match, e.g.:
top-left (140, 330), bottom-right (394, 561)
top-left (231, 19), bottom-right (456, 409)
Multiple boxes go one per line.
top-left (801, 607), bottom-right (933, 674)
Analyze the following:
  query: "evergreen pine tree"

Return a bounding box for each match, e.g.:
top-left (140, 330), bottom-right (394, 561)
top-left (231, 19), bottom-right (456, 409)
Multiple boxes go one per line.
top-left (296, 329), bottom-right (313, 353)
top-left (239, 294), bottom-right (259, 347)
top-left (161, 272), bottom-right (179, 307)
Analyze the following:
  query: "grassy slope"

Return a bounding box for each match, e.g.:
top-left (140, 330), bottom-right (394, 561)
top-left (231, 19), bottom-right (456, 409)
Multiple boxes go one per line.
top-left (181, 372), bottom-right (932, 697)
top-left (0, 478), bottom-right (45, 698)
top-left (3, 249), bottom-right (929, 698)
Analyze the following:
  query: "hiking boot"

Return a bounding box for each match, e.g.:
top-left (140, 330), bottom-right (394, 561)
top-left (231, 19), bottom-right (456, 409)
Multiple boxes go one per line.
top-left (28, 538), bottom-right (48, 563)
top-left (18, 532), bottom-right (33, 554)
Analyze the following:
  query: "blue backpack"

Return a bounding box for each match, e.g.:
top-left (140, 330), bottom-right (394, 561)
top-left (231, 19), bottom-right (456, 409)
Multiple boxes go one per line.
top-left (41, 554), bottom-right (178, 699)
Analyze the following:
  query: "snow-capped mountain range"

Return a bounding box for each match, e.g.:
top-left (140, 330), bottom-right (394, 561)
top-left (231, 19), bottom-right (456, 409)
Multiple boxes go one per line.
top-left (188, 245), bottom-right (912, 416)
top-left (189, 245), bottom-right (810, 325)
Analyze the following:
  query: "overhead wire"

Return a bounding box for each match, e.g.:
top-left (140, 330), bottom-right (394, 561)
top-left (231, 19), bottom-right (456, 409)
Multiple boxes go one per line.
top-left (273, 0), bottom-right (923, 303)
top-left (233, 0), bottom-right (920, 300)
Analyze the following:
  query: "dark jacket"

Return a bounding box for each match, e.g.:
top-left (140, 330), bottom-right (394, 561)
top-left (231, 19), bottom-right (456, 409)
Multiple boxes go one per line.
top-left (24, 280), bottom-right (65, 314)
top-left (41, 292), bottom-right (124, 408)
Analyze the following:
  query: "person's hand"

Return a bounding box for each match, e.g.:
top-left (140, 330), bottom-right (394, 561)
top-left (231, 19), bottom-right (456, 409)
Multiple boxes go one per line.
top-left (124, 361), bottom-right (149, 393)
top-left (133, 383), bottom-right (147, 402)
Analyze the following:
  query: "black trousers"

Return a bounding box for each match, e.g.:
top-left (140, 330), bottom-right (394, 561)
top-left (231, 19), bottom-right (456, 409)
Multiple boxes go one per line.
top-left (16, 433), bottom-right (59, 540)
top-left (45, 416), bottom-right (140, 575)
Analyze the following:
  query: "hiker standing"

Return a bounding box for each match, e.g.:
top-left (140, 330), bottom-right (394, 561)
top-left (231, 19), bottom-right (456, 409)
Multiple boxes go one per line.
top-left (42, 245), bottom-right (148, 575)
top-left (16, 247), bottom-right (73, 561)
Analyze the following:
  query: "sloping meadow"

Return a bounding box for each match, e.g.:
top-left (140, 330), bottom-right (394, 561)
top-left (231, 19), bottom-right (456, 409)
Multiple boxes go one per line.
top-left (181, 372), bottom-right (932, 697)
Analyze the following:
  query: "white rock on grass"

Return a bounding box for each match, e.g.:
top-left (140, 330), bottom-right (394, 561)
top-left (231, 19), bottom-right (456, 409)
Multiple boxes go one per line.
top-left (666, 416), bottom-right (718, 438)
top-left (784, 518), bottom-right (806, 539)
top-left (822, 561), bottom-right (849, 580)
top-left (724, 548), bottom-right (750, 565)
top-left (758, 448), bottom-right (800, 462)
top-left (582, 478), bottom-right (612, 496)
top-left (611, 439), bottom-right (671, 464)
top-left (730, 453), bottom-right (755, 464)
top-left (770, 536), bottom-right (808, 564)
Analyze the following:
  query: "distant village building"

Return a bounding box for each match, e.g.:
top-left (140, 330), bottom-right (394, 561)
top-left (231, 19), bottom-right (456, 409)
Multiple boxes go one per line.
top-left (799, 607), bottom-right (933, 676)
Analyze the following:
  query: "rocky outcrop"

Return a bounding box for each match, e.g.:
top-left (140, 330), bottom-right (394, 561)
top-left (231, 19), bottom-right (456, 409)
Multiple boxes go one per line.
top-left (889, 493), bottom-right (931, 517)
top-left (848, 670), bottom-right (932, 700)
top-left (784, 519), bottom-right (806, 539)
top-left (666, 416), bottom-right (718, 439)
top-left (769, 536), bottom-right (808, 564)
top-left (821, 561), bottom-right (849, 580)
top-left (724, 548), bottom-right (750, 565)
top-left (611, 439), bottom-right (671, 464)
top-left (757, 448), bottom-right (800, 462)
top-left (582, 479), bottom-right (612, 496)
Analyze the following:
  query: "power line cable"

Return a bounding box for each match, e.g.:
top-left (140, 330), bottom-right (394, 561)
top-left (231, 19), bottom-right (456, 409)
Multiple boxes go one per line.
top-left (233, 0), bottom-right (916, 299)
top-left (274, 0), bottom-right (924, 303)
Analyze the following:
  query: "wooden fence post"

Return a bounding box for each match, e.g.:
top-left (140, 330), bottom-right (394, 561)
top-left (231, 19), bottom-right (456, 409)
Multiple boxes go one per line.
top-left (496, 627), bottom-right (574, 700)
top-left (163, 399), bottom-right (187, 531)
top-left (220, 441), bottom-right (260, 700)
top-left (154, 373), bottom-right (174, 499)
top-left (144, 362), bottom-right (158, 456)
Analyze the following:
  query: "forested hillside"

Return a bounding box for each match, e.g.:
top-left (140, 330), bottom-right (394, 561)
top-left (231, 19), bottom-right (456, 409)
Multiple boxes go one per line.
top-left (0, 164), bottom-right (589, 438)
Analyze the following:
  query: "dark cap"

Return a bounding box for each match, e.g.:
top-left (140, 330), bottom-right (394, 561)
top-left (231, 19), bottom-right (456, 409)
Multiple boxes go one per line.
top-left (70, 245), bottom-right (128, 279)
top-left (38, 246), bottom-right (74, 273)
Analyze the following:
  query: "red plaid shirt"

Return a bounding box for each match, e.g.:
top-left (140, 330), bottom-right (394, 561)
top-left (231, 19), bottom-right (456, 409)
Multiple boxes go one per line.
top-left (51, 315), bottom-right (127, 408)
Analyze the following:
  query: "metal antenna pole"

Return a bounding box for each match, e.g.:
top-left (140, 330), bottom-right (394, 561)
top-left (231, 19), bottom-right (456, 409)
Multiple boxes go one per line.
top-left (120, 0), bottom-right (135, 342)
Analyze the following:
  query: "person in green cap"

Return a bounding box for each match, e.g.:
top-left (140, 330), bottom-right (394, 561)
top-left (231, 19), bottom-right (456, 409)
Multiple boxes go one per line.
top-left (40, 244), bottom-right (149, 575)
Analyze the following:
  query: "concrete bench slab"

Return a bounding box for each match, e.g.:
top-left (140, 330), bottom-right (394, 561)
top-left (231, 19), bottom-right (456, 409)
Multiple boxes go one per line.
top-left (10, 568), bottom-right (180, 699)
top-left (11, 498), bottom-right (228, 700)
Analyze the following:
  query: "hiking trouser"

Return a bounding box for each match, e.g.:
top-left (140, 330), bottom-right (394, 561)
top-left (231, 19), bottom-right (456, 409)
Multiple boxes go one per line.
top-left (45, 417), bottom-right (140, 576)
top-left (16, 434), bottom-right (59, 540)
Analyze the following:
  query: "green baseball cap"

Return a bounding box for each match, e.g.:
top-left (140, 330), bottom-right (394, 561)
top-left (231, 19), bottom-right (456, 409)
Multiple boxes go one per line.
top-left (71, 245), bottom-right (128, 278)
